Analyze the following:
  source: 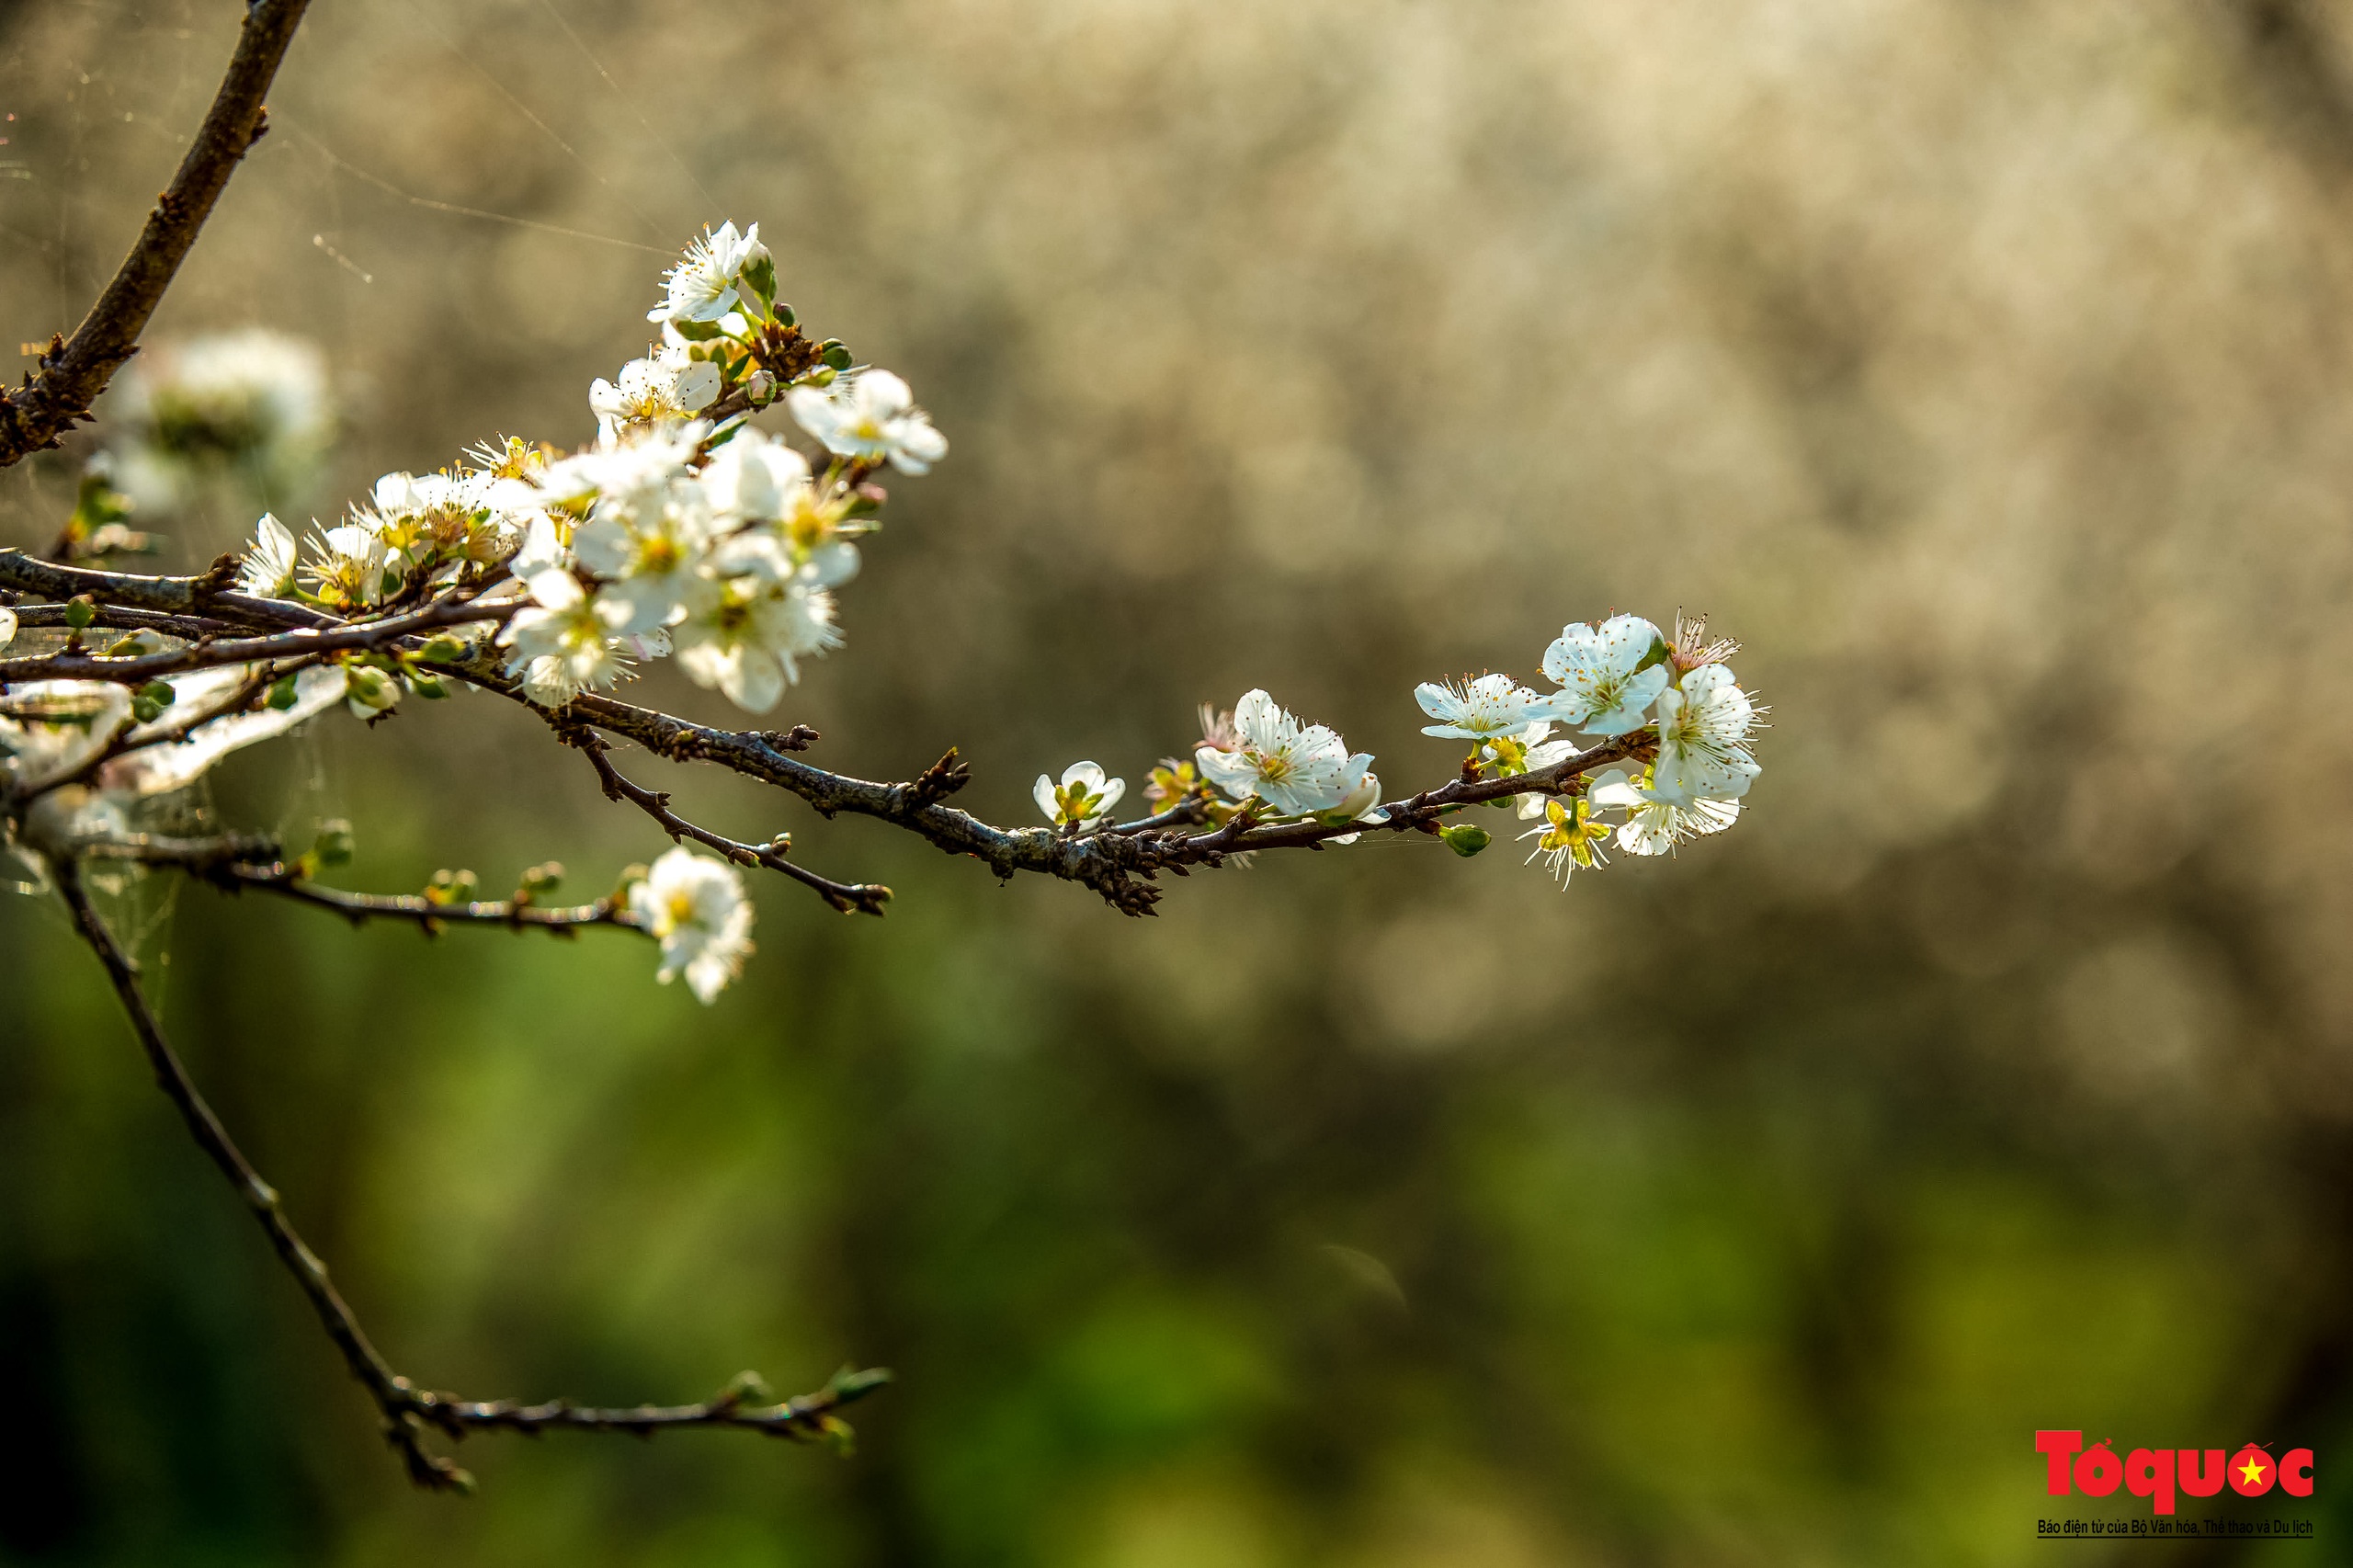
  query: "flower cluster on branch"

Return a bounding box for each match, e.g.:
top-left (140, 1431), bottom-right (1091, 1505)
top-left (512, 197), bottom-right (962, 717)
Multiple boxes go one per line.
top-left (0, 46), bottom-right (1765, 1479)
top-left (5, 219), bottom-right (1764, 1005)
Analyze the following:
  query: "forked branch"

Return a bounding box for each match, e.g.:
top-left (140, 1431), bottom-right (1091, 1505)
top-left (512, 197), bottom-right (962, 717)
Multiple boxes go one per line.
top-left (51, 856), bottom-right (887, 1492)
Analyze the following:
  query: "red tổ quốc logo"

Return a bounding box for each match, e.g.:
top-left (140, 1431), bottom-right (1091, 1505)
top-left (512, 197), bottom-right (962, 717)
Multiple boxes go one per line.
top-left (2038, 1432), bottom-right (2314, 1517)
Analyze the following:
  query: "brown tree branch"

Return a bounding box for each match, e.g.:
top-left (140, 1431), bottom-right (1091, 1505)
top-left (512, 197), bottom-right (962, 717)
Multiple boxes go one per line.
top-left (0, 548), bottom-right (335, 628)
top-left (9, 560), bottom-right (1644, 915)
top-left (103, 835), bottom-right (652, 935)
top-left (0, 0), bottom-right (316, 467)
top-left (557, 722), bottom-right (892, 915)
top-left (0, 594), bottom-right (504, 684)
top-left (52, 854), bottom-right (888, 1491)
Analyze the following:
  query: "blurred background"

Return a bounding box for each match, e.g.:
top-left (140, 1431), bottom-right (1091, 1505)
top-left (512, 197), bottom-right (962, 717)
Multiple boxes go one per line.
top-left (1, 0), bottom-right (2348, 1562)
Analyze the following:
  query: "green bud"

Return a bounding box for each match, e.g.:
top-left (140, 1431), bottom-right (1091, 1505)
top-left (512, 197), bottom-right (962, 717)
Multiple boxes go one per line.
top-left (63, 596), bottom-right (95, 629)
top-left (425, 867), bottom-right (478, 906)
top-left (130, 678), bottom-right (176, 722)
top-left (820, 340), bottom-right (853, 372)
top-left (519, 860), bottom-right (564, 896)
top-left (409, 671), bottom-right (449, 700)
top-left (1439, 823), bottom-right (1493, 858)
top-left (721, 1369), bottom-right (775, 1405)
top-left (417, 636), bottom-right (464, 664)
top-left (344, 665), bottom-right (399, 711)
top-left (743, 253), bottom-right (778, 306)
top-left (266, 675), bottom-right (300, 710)
top-left (669, 315), bottom-right (722, 342)
top-left (776, 302), bottom-right (797, 329)
top-left (315, 819), bottom-right (356, 867)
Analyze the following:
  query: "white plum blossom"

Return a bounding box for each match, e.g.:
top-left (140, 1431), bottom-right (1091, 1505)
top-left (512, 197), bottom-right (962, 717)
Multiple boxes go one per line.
top-left (1539, 614), bottom-right (1669, 735)
top-left (1519, 792), bottom-right (1613, 887)
top-left (1195, 689), bottom-right (1367, 816)
top-left (498, 569), bottom-right (632, 708)
top-left (789, 370), bottom-right (948, 475)
top-left (672, 578), bottom-right (839, 713)
top-left (1035, 761), bottom-right (1126, 828)
top-left (237, 513), bottom-right (298, 598)
top-left (1415, 674), bottom-right (1557, 742)
top-left (702, 430), bottom-right (812, 523)
top-left (301, 523), bottom-right (388, 609)
top-left (1649, 664), bottom-right (1762, 804)
top-left (357, 468), bottom-right (520, 569)
top-left (646, 222), bottom-right (765, 325)
top-left (1588, 767), bottom-right (1740, 857)
top-left (628, 846), bottom-right (756, 1003)
top-left (590, 351), bottom-right (720, 442)
top-left (571, 478), bottom-right (720, 635)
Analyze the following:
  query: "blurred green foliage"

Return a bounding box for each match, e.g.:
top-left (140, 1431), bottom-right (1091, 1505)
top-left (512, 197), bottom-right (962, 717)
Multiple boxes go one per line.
top-left (6, 0), bottom-right (2353, 1562)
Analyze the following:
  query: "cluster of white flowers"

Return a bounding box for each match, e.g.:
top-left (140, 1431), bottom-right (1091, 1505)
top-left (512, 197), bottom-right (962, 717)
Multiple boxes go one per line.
top-left (1499, 613), bottom-right (1763, 882)
top-left (231, 222), bottom-right (948, 722)
top-left (108, 328), bottom-right (334, 516)
top-left (1044, 612), bottom-right (1761, 881)
top-left (193, 222), bottom-right (957, 999)
top-left (29, 218), bottom-right (1762, 1017)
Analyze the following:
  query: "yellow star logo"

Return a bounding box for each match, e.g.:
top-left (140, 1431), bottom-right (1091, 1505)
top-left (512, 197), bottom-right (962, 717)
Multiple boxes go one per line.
top-left (2238, 1455), bottom-right (2269, 1487)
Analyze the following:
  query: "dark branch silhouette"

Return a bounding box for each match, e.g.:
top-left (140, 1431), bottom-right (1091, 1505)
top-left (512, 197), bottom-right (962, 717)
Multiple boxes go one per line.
top-left (0, 0), bottom-right (316, 468)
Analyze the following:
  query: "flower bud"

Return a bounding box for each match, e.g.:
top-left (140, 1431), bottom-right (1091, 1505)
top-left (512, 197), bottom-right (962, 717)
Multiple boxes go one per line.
top-left (266, 675), bottom-right (300, 710)
top-left (1439, 823), bottom-right (1492, 858)
top-left (64, 595), bottom-right (95, 629)
top-left (345, 665), bottom-right (399, 712)
top-left (130, 679), bottom-right (176, 723)
top-left (314, 819), bottom-right (356, 867)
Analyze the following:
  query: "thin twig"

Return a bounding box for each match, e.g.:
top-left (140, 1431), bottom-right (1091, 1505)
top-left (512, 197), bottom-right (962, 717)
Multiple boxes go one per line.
top-left (3, 600), bottom-right (248, 640)
top-left (0, 0), bottom-right (317, 467)
top-left (557, 722), bottom-right (891, 915)
top-left (52, 855), bottom-right (888, 1489)
top-left (100, 837), bottom-right (651, 935)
